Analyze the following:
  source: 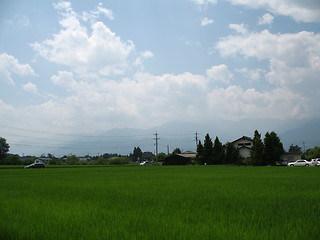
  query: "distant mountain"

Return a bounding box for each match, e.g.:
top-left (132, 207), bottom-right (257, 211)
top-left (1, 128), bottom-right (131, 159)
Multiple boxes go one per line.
top-left (279, 119), bottom-right (320, 151)
top-left (12, 118), bottom-right (319, 156)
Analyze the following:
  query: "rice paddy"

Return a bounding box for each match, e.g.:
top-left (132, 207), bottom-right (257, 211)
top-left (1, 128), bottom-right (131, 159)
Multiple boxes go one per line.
top-left (1, 165), bottom-right (320, 240)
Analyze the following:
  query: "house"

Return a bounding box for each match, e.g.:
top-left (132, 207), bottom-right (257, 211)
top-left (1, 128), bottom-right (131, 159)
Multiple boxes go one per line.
top-left (141, 152), bottom-right (155, 161)
top-left (232, 136), bottom-right (253, 158)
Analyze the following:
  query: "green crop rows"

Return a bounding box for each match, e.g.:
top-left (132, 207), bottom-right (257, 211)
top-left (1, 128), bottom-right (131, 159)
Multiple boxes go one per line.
top-left (1, 165), bottom-right (320, 240)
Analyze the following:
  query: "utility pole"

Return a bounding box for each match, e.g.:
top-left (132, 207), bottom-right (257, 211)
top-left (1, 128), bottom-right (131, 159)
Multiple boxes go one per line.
top-left (195, 132), bottom-right (198, 150)
top-left (167, 145), bottom-right (170, 155)
top-left (154, 132), bottom-right (159, 155)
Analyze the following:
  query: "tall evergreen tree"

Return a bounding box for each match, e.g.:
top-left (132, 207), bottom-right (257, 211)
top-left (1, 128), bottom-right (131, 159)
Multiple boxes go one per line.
top-left (131, 147), bottom-right (142, 161)
top-left (251, 130), bottom-right (264, 166)
top-left (196, 140), bottom-right (204, 164)
top-left (0, 137), bottom-right (9, 161)
top-left (212, 136), bottom-right (224, 164)
top-left (203, 133), bottom-right (214, 164)
top-left (264, 131), bottom-right (284, 165)
top-left (224, 142), bottom-right (241, 165)
top-left (288, 144), bottom-right (302, 153)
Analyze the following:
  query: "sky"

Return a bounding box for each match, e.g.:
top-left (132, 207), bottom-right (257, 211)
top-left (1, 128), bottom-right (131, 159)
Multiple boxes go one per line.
top-left (1, 0), bottom-right (320, 155)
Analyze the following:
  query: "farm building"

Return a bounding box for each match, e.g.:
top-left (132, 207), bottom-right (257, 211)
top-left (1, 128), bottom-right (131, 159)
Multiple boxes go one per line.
top-left (232, 136), bottom-right (252, 159)
top-left (280, 152), bottom-right (302, 162)
top-left (163, 151), bottom-right (196, 165)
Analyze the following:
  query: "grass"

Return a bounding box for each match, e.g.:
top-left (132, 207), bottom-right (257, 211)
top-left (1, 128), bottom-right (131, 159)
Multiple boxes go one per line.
top-left (1, 165), bottom-right (320, 240)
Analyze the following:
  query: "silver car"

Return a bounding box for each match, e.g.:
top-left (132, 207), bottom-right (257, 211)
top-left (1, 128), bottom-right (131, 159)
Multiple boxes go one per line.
top-left (311, 158), bottom-right (320, 166)
top-left (287, 159), bottom-right (311, 167)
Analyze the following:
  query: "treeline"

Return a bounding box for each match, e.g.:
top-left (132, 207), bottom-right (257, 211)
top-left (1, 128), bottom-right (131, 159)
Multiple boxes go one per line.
top-left (196, 130), bottom-right (284, 166)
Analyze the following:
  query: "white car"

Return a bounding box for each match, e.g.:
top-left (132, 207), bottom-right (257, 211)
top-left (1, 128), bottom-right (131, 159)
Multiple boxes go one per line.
top-left (140, 161), bottom-right (149, 166)
top-left (287, 159), bottom-right (311, 167)
top-left (311, 158), bottom-right (320, 166)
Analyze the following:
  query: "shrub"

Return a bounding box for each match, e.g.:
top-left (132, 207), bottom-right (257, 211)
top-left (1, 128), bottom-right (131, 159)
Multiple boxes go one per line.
top-left (108, 157), bottom-right (130, 165)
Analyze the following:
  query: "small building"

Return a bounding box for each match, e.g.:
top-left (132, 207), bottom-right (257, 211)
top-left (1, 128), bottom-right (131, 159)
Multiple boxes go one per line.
top-left (232, 136), bottom-right (252, 158)
top-left (36, 158), bottom-right (51, 164)
top-left (281, 152), bottom-right (302, 162)
top-left (163, 151), bottom-right (196, 165)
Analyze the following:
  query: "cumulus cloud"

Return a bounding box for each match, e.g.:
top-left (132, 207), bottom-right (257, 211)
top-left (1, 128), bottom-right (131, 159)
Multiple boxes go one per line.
top-left (206, 64), bottom-right (233, 84)
top-left (0, 53), bottom-right (36, 85)
top-left (190, 0), bottom-right (217, 10)
top-left (22, 82), bottom-right (38, 93)
top-left (141, 51), bottom-right (154, 59)
top-left (32, 2), bottom-right (134, 76)
top-left (1, 61), bottom-right (315, 136)
top-left (216, 29), bottom-right (320, 117)
top-left (207, 86), bottom-right (307, 120)
top-left (226, 0), bottom-right (320, 22)
top-left (258, 13), bottom-right (274, 25)
top-left (201, 17), bottom-right (214, 26)
top-left (229, 23), bottom-right (248, 35)
top-left (236, 68), bottom-right (265, 81)
top-left (81, 2), bottom-right (114, 22)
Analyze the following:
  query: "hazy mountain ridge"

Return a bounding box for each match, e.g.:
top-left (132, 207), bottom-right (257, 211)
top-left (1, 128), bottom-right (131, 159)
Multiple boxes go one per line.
top-left (11, 118), bottom-right (319, 156)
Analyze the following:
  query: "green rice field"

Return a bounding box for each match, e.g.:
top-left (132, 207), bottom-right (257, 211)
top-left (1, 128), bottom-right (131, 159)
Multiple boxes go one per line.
top-left (1, 165), bottom-right (320, 240)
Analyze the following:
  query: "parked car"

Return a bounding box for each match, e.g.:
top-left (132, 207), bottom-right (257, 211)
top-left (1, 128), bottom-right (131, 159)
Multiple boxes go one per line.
top-left (287, 159), bottom-right (311, 167)
top-left (311, 158), bottom-right (320, 166)
top-left (24, 163), bottom-right (45, 168)
top-left (140, 161), bottom-right (149, 166)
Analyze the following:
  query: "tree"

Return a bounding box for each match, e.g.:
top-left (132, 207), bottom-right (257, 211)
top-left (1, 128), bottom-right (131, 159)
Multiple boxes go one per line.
top-left (196, 140), bottom-right (204, 164)
top-left (172, 148), bottom-right (182, 154)
top-left (203, 133), bottom-right (214, 164)
top-left (305, 146), bottom-right (320, 160)
top-left (212, 136), bottom-right (224, 164)
top-left (131, 147), bottom-right (142, 161)
top-left (251, 130), bottom-right (264, 166)
top-left (0, 137), bottom-right (10, 161)
top-left (153, 152), bottom-right (167, 163)
top-left (224, 142), bottom-right (241, 165)
top-left (2, 154), bottom-right (20, 165)
top-left (66, 155), bottom-right (79, 165)
top-left (264, 131), bottom-right (284, 165)
top-left (288, 144), bottom-right (302, 153)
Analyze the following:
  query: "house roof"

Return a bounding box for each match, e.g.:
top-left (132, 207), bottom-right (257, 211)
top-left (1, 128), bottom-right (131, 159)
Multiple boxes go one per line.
top-left (141, 152), bottom-right (155, 158)
top-left (177, 153), bottom-right (196, 158)
top-left (232, 136), bottom-right (252, 143)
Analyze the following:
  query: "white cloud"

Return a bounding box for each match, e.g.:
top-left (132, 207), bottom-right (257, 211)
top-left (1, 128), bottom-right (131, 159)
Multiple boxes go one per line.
top-left (226, 0), bottom-right (320, 22)
top-left (190, 0), bottom-right (217, 5)
top-left (141, 51), bottom-right (154, 59)
top-left (201, 17), bottom-right (214, 26)
top-left (206, 64), bottom-right (233, 84)
top-left (207, 86), bottom-right (308, 120)
top-left (22, 82), bottom-right (38, 93)
top-left (216, 30), bottom-right (320, 68)
top-left (32, 2), bottom-right (134, 76)
top-left (258, 13), bottom-right (274, 25)
top-left (190, 0), bottom-right (217, 10)
top-left (0, 53), bottom-right (36, 85)
top-left (236, 68), bottom-right (265, 81)
top-left (216, 29), bottom-right (320, 117)
top-left (229, 23), bottom-right (248, 35)
top-left (133, 51), bottom-right (154, 71)
top-left (1, 61), bottom-right (315, 138)
top-left (81, 2), bottom-right (114, 22)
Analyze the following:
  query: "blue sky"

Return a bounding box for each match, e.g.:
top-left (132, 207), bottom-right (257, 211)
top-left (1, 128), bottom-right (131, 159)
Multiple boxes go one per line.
top-left (1, 0), bottom-right (320, 154)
